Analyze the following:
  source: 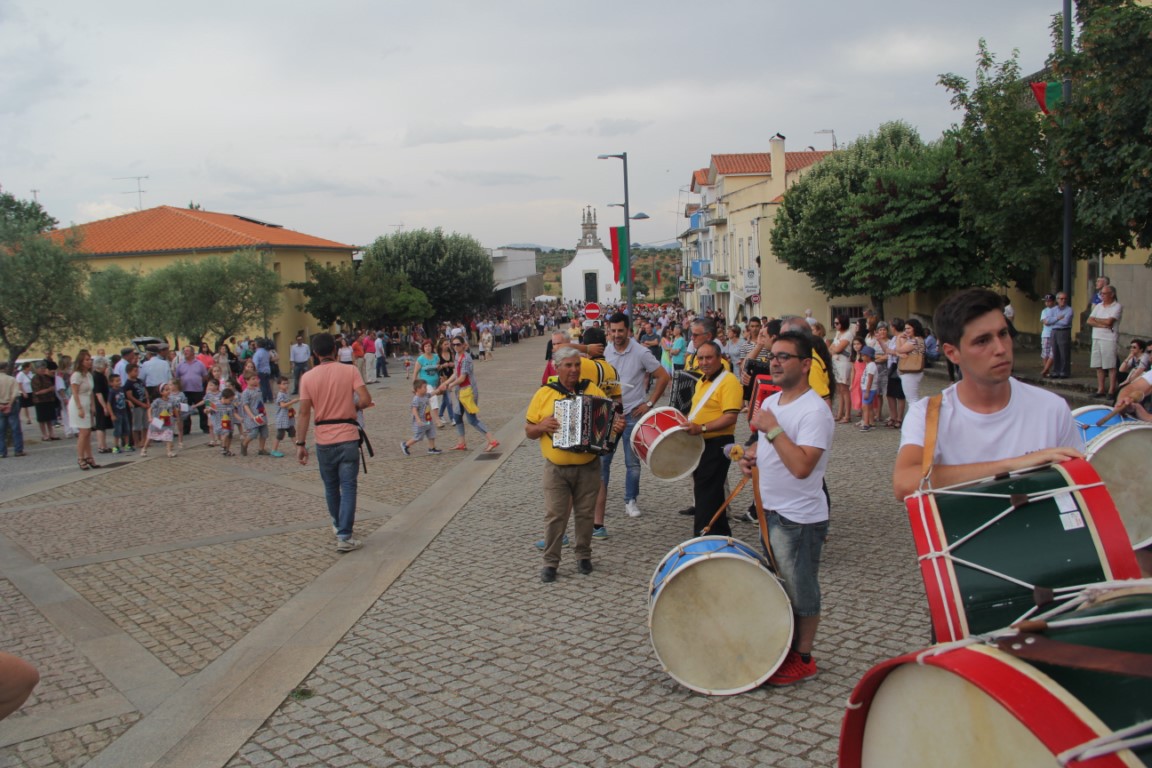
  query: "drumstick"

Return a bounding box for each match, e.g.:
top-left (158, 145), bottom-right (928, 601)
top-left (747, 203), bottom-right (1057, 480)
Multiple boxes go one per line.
top-left (1094, 403), bottom-right (1127, 427)
top-left (700, 475), bottom-right (749, 535)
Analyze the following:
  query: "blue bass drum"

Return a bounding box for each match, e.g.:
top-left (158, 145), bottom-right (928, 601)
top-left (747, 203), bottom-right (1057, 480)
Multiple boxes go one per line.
top-left (648, 536), bottom-right (793, 695)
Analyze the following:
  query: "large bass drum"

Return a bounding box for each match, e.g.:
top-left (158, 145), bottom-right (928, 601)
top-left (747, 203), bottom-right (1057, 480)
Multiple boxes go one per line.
top-left (840, 584), bottom-right (1152, 767)
top-left (648, 536), bottom-right (792, 696)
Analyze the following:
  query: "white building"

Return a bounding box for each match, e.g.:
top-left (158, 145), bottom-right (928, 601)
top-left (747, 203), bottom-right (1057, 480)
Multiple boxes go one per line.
top-left (490, 247), bottom-right (539, 307)
top-left (560, 207), bottom-right (621, 304)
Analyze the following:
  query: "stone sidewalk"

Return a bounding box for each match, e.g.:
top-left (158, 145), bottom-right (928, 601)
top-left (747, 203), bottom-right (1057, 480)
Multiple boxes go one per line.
top-left (0, 335), bottom-right (1101, 767)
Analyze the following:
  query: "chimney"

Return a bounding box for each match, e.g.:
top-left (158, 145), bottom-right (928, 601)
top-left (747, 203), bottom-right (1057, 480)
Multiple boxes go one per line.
top-left (769, 134), bottom-right (786, 198)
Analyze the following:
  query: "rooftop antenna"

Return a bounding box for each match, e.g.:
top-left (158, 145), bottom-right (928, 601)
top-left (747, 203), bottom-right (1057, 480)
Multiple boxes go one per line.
top-left (30, 189), bottom-right (40, 202)
top-left (389, 223), bottom-right (404, 233)
top-left (115, 175), bottom-right (149, 210)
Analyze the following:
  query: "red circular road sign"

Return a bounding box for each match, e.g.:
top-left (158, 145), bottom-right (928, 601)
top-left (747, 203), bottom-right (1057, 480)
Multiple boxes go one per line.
top-left (584, 302), bottom-right (601, 320)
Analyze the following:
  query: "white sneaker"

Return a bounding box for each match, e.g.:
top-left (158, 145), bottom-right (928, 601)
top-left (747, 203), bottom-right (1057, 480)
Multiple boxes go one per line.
top-left (336, 538), bottom-right (363, 553)
top-left (625, 500), bottom-right (642, 518)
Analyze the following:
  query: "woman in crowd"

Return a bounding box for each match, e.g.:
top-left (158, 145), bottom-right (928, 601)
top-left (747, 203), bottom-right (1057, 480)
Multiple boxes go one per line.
top-left (666, 324), bottom-right (687, 371)
top-left (439, 337), bottom-right (498, 452)
top-left (435, 338), bottom-right (458, 427)
top-left (895, 317), bottom-right (927, 405)
top-left (216, 342), bottom-right (239, 380)
top-left (92, 357), bottom-right (114, 454)
top-left (885, 318), bottom-right (906, 428)
top-left (196, 342), bottom-right (215, 371)
top-left (828, 315), bottom-right (855, 424)
top-left (413, 340), bottom-right (446, 426)
top-left (69, 349), bottom-right (99, 469)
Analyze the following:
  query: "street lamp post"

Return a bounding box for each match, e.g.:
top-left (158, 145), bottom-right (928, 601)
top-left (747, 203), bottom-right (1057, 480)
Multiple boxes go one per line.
top-left (598, 152), bottom-right (633, 321)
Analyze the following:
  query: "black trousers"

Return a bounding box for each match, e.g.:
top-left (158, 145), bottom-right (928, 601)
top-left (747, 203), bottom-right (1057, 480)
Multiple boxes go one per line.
top-left (693, 436), bottom-right (732, 538)
top-left (1052, 328), bottom-right (1072, 377)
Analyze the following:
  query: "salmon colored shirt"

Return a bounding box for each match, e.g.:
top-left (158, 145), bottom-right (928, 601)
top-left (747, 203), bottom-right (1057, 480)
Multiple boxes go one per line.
top-left (299, 361), bottom-right (364, 445)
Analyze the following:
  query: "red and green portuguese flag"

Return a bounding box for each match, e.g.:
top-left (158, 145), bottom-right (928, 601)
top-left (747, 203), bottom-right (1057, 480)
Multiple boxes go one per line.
top-left (609, 226), bottom-right (629, 284)
top-left (1030, 81), bottom-right (1064, 115)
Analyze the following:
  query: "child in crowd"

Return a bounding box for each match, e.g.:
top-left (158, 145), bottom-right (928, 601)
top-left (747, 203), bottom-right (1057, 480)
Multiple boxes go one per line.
top-left (859, 346), bottom-right (878, 432)
top-left (239, 373), bottom-right (269, 456)
top-left (144, 382), bottom-right (177, 457)
top-left (216, 388), bottom-right (238, 456)
top-left (270, 377), bottom-right (298, 458)
top-left (401, 351), bottom-right (414, 380)
top-left (108, 373), bottom-right (130, 453)
top-left (167, 379), bottom-right (188, 450)
top-left (124, 363), bottom-right (149, 451)
top-left (201, 380), bottom-right (222, 447)
top-left (850, 338), bottom-right (866, 424)
top-left (401, 378), bottom-right (441, 456)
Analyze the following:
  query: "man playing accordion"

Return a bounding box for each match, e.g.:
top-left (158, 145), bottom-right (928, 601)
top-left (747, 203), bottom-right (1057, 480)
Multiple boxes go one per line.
top-left (526, 346), bottom-right (625, 583)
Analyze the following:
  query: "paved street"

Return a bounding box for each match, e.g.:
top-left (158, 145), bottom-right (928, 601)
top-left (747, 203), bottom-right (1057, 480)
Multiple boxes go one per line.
top-left (0, 334), bottom-right (1105, 767)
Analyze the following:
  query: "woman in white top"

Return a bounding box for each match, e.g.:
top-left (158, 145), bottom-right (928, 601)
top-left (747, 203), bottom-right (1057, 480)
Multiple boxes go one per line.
top-left (69, 349), bottom-right (99, 470)
top-left (828, 315), bottom-right (855, 424)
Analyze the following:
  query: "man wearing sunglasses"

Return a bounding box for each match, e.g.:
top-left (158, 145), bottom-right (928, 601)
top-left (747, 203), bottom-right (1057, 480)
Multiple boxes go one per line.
top-left (739, 330), bottom-right (835, 686)
top-left (682, 341), bottom-right (743, 537)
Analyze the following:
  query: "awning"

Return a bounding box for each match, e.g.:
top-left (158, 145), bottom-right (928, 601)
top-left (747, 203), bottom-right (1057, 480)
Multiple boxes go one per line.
top-left (494, 277), bottom-right (528, 291)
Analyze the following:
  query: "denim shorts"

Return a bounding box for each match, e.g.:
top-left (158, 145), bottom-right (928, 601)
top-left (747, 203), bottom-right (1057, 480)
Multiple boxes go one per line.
top-left (766, 511), bottom-right (829, 617)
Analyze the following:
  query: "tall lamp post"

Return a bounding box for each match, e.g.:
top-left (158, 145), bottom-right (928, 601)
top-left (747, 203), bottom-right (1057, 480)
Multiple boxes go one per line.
top-left (598, 152), bottom-right (634, 320)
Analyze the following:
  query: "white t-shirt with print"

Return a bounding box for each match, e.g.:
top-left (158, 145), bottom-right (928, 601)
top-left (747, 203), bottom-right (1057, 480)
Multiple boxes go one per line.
top-left (900, 378), bottom-right (1083, 466)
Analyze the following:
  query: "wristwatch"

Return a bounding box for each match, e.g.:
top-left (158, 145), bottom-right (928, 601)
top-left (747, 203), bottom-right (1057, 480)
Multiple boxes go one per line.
top-left (765, 426), bottom-right (785, 443)
top-left (701, 424), bottom-right (708, 434)
top-left (644, 400), bottom-right (653, 408)
top-left (295, 441), bottom-right (307, 446)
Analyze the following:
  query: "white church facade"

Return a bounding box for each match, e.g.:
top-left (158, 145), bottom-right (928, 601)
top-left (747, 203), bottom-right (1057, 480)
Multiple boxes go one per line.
top-left (560, 207), bottom-right (620, 304)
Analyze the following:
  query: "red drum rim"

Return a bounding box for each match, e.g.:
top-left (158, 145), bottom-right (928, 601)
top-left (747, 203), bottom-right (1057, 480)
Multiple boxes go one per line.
top-left (839, 642), bottom-right (1138, 768)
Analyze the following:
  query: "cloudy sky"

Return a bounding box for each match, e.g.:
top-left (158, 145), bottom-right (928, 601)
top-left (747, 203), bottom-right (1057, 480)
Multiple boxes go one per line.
top-left (2, 0), bottom-right (1062, 250)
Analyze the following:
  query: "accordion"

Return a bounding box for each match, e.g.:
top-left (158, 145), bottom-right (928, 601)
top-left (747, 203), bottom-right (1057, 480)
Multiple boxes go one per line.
top-left (552, 394), bottom-right (621, 454)
top-left (668, 369), bottom-right (701, 414)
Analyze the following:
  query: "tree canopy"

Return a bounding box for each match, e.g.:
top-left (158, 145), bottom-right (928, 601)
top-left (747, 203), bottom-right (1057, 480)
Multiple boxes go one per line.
top-left (289, 259), bottom-right (432, 329)
top-left (363, 228), bottom-right (494, 322)
top-left (0, 192), bottom-right (88, 367)
top-left (1055, 0), bottom-right (1152, 252)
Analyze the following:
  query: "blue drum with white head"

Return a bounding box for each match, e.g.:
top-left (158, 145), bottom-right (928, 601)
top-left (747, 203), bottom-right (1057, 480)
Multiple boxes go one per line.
top-left (648, 536), bottom-right (793, 695)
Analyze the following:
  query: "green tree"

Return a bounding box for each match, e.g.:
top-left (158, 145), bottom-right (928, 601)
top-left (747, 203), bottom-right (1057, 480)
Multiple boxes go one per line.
top-left (289, 260), bottom-right (432, 329)
top-left (771, 121), bottom-right (930, 311)
top-left (363, 228), bottom-right (494, 321)
top-left (1055, 0), bottom-right (1152, 252)
top-left (86, 265), bottom-right (171, 342)
top-left (0, 196), bottom-right (89, 367)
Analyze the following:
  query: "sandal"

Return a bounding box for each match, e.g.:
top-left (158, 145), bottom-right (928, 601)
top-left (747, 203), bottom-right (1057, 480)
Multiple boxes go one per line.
top-left (85, 457), bottom-right (101, 468)
top-left (78, 459), bottom-right (89, 471)
top-left (140, 448), bottom-right (148, 457)
top-left (98, 447), bottom-right (113, 454)
top-left (453, 443), bottom-right (468, 451)
top-left (484, 440), bottom-right (500, 453)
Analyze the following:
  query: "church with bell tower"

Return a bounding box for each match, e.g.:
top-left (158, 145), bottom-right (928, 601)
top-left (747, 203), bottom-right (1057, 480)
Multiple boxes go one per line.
top-left (561, 206), bottom-right (620, 305)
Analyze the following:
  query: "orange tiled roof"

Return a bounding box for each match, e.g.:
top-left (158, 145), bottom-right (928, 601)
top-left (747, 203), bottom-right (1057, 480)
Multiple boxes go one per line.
top-left (692, 168), bottom-right (709, 188)
top-left (53, 205), bottom-right (355, 255)
top-left (709, 150), bottom-right (832, 178)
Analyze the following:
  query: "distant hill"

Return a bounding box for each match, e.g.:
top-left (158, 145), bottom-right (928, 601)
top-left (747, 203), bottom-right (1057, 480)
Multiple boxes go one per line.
top-left (499, 243), bottom-right (558, 252)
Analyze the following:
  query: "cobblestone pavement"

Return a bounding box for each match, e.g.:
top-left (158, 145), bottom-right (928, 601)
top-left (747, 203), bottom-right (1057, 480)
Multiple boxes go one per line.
top-left (0, 334), bottom-right (1102, 768)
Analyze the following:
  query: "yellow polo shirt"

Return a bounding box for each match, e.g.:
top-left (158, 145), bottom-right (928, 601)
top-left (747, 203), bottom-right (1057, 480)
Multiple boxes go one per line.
top-left (527, 381), bottom-right (609, 466)
top-left (809, 354), bottom-right (830, 399)
top-left (688, 371), bottom-right (743, 437)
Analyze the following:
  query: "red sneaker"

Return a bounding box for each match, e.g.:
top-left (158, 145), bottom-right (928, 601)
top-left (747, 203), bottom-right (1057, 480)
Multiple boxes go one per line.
top-left (765, 650), bottom-right (818, 687)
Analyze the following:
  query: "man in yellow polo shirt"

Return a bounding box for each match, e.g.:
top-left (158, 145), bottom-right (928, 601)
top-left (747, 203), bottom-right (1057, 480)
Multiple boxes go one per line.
top-left (526, 346), bottom-right (623, 583)
top-left (683, 340), bottom-right (743, 537)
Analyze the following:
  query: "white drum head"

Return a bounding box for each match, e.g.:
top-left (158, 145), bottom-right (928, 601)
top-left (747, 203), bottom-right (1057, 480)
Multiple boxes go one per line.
top-left (647, 428), bottom-right (704, 481)
top-left (1086, 423), bottom-right (1152, 548)
top-left (861, 664), bottom-right (1056, 767)
top-left (649, 554), bottom-right (792, 695)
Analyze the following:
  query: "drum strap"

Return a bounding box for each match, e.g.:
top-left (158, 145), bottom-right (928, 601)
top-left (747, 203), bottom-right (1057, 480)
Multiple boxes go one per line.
top-left (995, 633), bottom-right (1152, 678)
top-left (919, 394), bottom-right (943, 488)
top-left (752, 467), bottom-right (781, 574)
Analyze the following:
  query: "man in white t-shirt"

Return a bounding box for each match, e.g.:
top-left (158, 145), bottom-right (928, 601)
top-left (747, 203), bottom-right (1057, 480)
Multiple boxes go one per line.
top-left (1087, 284), bottom-right (1122, 398)
top-left (893, 289), bottom-right (1083, 500)
top-left (740, 330), bottom-right (835, 686)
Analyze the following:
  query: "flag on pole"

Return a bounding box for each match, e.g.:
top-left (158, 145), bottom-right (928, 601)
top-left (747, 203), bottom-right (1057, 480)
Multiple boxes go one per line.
top-left (1030, 81), bottom-right (1063, 115)
top-left (655, 268), bottom-right (660, 289)
top-left (609, 226), bottom-right (629, 284)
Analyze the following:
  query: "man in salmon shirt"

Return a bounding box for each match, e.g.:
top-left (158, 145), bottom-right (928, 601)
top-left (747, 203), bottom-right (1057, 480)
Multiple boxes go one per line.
top-left (296, 333), bottom-right (373, 553)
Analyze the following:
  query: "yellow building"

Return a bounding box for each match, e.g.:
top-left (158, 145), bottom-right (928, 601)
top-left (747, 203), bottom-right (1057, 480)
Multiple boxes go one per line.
top-left (680, 136), bottom-right (873, 324)
top-left (56, 205), bottom-right (356, 358)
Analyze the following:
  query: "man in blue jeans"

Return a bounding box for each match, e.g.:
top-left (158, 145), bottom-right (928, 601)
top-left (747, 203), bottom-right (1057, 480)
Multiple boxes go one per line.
top-left (740, 331), bottom-right (835, 686)
top-left (0, 363), bottom-right (26, 458)
top-left (295, 333), bottom-right (372, 553)
top-left (252, 339), bottom-right (273, 403)
top-left (598, 313), bottom-right (669, 535)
